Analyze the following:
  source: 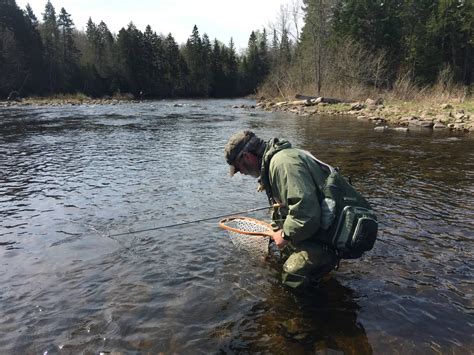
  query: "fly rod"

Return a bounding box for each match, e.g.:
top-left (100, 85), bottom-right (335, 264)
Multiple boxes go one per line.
top-left (108, 204), bottom-right (279, 237)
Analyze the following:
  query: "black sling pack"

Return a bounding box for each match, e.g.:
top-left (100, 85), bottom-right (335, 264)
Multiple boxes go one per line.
top-left (303, 151), bottom-right (378, 259)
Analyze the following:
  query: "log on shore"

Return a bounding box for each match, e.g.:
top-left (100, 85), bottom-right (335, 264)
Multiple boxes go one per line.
top-left (295, 94), bottom-right (353, 104)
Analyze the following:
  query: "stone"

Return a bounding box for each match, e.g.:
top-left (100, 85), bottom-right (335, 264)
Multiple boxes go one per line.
top-left (420, 121), bottom-right (434, 128)
top-left (433, 123), bottom-right (446, 129)
top-left (350, 102), bottom-right (365, 110)
top-left (401, 115), bottom-right (417, 122)
top-left (435, 114), bottom-right (450, 124)
top-left (393, 127), bottom-right (409, 132)
top-left (408, 120), bottom-right (421, 126)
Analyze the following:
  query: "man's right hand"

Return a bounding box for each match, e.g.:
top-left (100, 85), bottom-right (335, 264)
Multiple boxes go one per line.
top-left (270, 229), bottom-right (289, 249)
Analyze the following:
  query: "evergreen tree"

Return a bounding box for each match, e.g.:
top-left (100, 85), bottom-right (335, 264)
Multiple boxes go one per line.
top-left (40, 0), bottom-right (60, 92)
top-left (0, 0), bottom-right (44, 97)
top-left (143, 25), bottom-right (167, 97)
top-left (183, 25), bottom-right (211, 96)
top-left (57, 7), bottom-right (79, 91)
top-left (115, 22), bottom-right (147, 96)
top-left (223, 38), bottom-right (240, 96)
top-left (163, 33), bottom-right (188, 96)
top-left (428, 0), bottom-right (473, 85)
top-left (259, 28), bottom-right (270, 79)
top-left (22, 2), bottom-right (44, 94)
top-left (243, 31), bottom-right (260, 93)
top-left (25, 3), bottom-right (38, 27)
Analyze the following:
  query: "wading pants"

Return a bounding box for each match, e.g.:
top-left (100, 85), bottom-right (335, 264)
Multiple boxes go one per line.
top-left (280, 239), bottom-right (339, 289)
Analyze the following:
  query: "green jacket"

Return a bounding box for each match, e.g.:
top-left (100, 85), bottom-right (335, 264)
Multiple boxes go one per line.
top-left (260, 138), bottom-right (330, 244)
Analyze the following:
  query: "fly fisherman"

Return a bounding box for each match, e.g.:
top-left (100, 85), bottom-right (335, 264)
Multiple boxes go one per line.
top-left (224, 130), bottom-right (340, 289)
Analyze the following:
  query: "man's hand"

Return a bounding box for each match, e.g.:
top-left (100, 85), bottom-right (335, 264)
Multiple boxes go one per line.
top-left (270, 229), bottom-right (289, 249)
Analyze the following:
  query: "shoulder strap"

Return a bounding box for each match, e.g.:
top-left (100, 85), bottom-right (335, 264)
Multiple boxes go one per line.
top-left (297, 149), bottom-right (336, 174)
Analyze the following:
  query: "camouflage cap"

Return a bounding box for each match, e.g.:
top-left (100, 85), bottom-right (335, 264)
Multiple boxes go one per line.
top-left (224, 130), bottom-right (255, 176)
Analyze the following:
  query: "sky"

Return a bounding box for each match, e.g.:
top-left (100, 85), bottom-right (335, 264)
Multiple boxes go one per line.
top-left (16, 0), bottom-right (297, 51)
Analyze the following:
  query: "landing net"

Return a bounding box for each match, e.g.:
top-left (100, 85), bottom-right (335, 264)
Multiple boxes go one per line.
top-left (219, 217), bottom-right (274, 257)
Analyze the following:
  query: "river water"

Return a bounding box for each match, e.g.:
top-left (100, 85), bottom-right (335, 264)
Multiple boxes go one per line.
top-left (0, 99), bottom-right (472, 354)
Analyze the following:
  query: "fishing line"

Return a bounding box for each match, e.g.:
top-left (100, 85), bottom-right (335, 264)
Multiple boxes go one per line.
top-left (108, 204), bottom-right (278, 237)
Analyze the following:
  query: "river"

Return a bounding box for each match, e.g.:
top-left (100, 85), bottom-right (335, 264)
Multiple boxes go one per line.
top-left (0, 99), bottom-right (473, 353)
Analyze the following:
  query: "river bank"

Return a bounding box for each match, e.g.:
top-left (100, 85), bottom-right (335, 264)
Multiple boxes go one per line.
top-left (2, 95), bottom-right (473, 133)
top-left (0, 96), bottom-right (138, 107)
top-left (256, 97), bottom-right (474, 133)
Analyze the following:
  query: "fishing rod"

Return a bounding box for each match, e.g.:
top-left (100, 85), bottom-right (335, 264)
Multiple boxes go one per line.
top-left (108, 204), bottom-right (278, 237)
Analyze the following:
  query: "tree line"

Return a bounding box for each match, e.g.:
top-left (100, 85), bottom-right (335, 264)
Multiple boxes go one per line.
top-left (0, 0), bottom-right (272, 99)
top-left (1, 0), bottom-right (472, 100)
top-left (262, 0), bottom-right (472, 99)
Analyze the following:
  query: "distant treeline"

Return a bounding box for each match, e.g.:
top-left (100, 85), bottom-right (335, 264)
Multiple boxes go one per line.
top-left (0, 0), bottom-right (472, 100)
top-left (261, 0), bottom-right (472, 99)
top-left (0, 0), bottom-right (272, 99)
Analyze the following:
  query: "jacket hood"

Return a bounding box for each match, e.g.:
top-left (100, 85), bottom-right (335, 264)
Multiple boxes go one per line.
top-left (260, 138), bottom-right (292, 200)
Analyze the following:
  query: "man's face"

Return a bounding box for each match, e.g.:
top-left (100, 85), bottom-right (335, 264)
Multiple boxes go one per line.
top-left (233, 151), bottom-right (260, 178)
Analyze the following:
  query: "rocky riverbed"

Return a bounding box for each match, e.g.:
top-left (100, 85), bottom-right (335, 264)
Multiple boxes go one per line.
top-left (256, 97), bottom-right (474, 133)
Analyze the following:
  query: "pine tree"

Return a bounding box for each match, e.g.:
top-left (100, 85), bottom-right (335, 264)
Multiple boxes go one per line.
top-left (259, 28), bottom-right (270, 80)
top-left (57, 7), bottom-right (79, 91)
top-left (224, 38), bottom-right (240, 96)
top-left (40, 0), bottom-right (60, 92)
top-left (183, 25), bottom-right (210, 96)
top-left (25, 4), bottom-right (38, 27)
top-left (163, 33), bottom-right (187, 96)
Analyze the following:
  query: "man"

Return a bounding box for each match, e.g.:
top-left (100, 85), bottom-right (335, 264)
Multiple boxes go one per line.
top-left (224, 130), bottom-right (340, 289)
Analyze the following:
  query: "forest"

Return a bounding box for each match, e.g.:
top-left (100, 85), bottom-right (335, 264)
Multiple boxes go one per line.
top-left (0, 0), bottom-right (472, 100)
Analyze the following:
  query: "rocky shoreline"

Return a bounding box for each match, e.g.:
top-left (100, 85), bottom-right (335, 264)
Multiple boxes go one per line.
top-left (2, 96), bottom-right (472, 133)
top-left (0, 97), bottom-right (140, 107)
top-left (255, 97), bottom-right (473, 133)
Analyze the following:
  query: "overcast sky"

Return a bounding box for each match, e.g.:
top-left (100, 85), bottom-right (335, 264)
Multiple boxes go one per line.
top-left (16, 0), bottom-right (298, 51)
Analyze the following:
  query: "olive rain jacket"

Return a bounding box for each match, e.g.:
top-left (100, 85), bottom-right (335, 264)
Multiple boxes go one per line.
top-left (260, 138), bottom-right (330, 244)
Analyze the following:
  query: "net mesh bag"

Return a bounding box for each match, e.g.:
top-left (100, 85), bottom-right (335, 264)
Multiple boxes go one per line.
top-left (219, 217), bottom-right (273, 257)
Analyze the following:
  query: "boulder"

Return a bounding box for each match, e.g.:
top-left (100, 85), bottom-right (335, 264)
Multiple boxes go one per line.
top-left (350, 102), bottom-right (365, 110)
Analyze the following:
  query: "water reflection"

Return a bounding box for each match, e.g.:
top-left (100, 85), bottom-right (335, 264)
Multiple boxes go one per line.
top-left (225, 277), bottom-right (371, 354)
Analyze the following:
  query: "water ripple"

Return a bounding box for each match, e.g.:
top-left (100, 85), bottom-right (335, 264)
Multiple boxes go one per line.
top-left (0, 100), bottom-right (472, 353)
